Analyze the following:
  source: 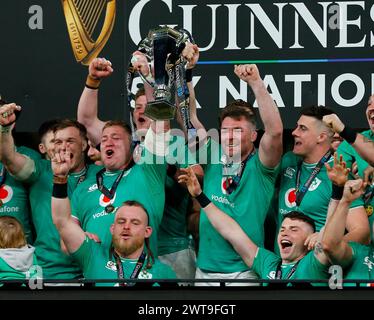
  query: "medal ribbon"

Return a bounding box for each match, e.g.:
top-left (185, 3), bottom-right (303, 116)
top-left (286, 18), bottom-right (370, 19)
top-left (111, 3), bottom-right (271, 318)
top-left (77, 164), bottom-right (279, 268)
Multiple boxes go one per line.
top-left (224, 148), bottom-right (256, 195)
top-left (295, 149), bottom-right (333, 207)
top-left (275, 259), bottom-right (301, 280)
top-left (363, 184), bottom-right (374, 207)
top-left (112, 250), bottom-right (147, 287)
top-left (0, 167), bottom-right (6, 187)
top-left (96, 161), bottom-right (135, 204)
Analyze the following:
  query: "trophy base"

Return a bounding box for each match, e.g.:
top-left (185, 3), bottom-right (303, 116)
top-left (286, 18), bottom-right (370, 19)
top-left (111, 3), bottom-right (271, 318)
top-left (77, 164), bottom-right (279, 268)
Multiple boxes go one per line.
top-left (145, 100), bottom-right (176, 120)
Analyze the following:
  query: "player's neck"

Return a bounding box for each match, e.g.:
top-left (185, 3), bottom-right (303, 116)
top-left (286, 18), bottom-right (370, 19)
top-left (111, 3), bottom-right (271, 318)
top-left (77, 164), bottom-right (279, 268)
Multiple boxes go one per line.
top-left (107, 157), bottom-right (133, 172)
top-left (70, 161), bottom-right (86, 174)
top-left (241, 145), bottom-right (255, 162)
top-left (136, 129), bottom-right (147, 142)
top-left (119, 157), bottom-right (133, 170)
top-left (282, 253), bottom-right (306, 265)
top-left (302, 145), bottom-right (330, 164)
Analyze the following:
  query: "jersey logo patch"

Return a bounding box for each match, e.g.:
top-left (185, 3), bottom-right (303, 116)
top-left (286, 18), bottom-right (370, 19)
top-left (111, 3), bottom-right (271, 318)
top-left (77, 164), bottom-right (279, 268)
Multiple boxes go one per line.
top-left (99, 193), bottom-right (116, 208)
top-left (0, 185), bottom-right (13, 204)
top-left (138, 270), bottom-right (152, 279)
top-left (366, 205), bottom-right (373, 217)
top-left (308, 177), bottom-right (322, 191)
top-left (105, 261), bottom-right (117, 272)
top-left (285, 188), bottom-right (297, 208)
top-left (221, 177), bottom-right (233, 195)
top-left (364, 256), bottom-right (374, 271)
top-left (284, 167), bottom-right (296, 179)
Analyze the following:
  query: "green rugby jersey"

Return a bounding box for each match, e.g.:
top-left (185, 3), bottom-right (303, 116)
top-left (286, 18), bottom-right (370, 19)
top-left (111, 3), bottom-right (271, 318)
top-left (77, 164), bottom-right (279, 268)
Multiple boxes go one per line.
top-left (337, 130), bottom-right (374, 242)
top-left (252, 247), bottom-right (329, 284)
top-left (25, 159), bottom-right (98, 279)
top-left (0, 146), bottom-right (41, 243)
top-left (197, 139), bottom-right (278, 273)
top-left (345, 242), bottom-right (374, 285)
top-left (277, 152), bottom-right (362, 232)
top-left (72, 237), bottom-right (176, 286)
top-left (158, 135), bottom-right (196, 256)
top-left (72, 150), bottom-right (166, 256)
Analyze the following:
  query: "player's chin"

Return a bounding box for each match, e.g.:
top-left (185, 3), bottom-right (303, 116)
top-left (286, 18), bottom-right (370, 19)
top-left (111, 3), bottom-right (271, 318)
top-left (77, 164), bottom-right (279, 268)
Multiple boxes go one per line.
top-left (292, 144), bottom-right (304, 156)
top-left (331, 140), bottom-right (342, 151)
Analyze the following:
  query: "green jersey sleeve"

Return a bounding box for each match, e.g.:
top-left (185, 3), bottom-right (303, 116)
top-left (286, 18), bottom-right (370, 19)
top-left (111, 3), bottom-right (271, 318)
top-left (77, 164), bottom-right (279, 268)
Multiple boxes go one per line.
top-left (71, 236), bottom-right (95, 271)
top-left (252, 247), bottom-right (281, 279)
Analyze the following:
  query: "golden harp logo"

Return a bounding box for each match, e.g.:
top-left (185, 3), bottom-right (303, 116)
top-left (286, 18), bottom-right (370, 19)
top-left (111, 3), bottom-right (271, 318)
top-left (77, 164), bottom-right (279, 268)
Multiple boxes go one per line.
top-left (61, 0), bottom-right (116, 65)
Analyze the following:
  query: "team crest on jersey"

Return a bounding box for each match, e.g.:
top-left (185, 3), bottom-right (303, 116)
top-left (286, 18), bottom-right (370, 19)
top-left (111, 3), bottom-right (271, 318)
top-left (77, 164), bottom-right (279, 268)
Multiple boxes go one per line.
top-left (364, 256), bottom-right (374, 270)
top-left (138, 270), bottom-right (152, 279)
top-left (284, 167), bottom-right (296, 179)
top-left (221, 177), bottom-right (233, 195)
top-left (267, 271), bottom-right (276, 279)
top-left (308, 177), bottom-right (322, 191)
top-left (105, 261), bottom-right (117, 272)
top-left (99, 193), bottom-right (117, 208)
top-left (366, 205), bottom-right (373, 217)
top-left (285, 188), bottom-right (297, 208)
top-left (0, 185), bottom-right (13, 205)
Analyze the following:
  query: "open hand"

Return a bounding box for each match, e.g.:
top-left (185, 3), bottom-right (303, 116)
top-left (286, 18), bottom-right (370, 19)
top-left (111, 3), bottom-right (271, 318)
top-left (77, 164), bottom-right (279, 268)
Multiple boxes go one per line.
top-left (177, 166), bottom-right (202, 197)
top-left (325, 153), bottom-right (350, 187)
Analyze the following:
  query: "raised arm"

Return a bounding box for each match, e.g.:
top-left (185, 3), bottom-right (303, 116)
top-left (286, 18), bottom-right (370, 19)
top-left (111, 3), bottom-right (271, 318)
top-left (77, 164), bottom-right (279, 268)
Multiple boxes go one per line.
top-left (0, 104), bottom-right (34, 177)
top-left (178, 167), bottom-right (258, 268)
top-left (325, 153), bottom-right (370, 245)
top-left (179, 43), bottom-right (207, 143)
top-left (323, 114), bottom-right (374, 166)
top-left (345, 206), bottom-right (370, 244)
top-left (322, 179), bottom-right (366, 267)
top-left (186, 81), bottom-right (208, 146)
top-left (302, 154), bottom-right (351, 265)
top-left (77, 57), bottom-right (113, 145)
top-left (51, 148), bottom-right (85, 253)
top-left (313, 154), bottom-right (359, 265)
top-left (234, 64), bottom-right (283, 168)
top-left (351, 135), bottom-right (374, 166)
top-left (363, 165), bottom-right (374, 185)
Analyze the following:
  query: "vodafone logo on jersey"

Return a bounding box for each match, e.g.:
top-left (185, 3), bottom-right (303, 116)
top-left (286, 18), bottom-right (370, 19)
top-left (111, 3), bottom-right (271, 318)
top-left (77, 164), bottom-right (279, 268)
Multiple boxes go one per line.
top-left (285, 188), bottom-right (297, 208)
top-left (221, 177), bottom-right (233, 195)
top-left (0, 185), bottom-right (13, 204)
top-left (99, 193), bottom-right (116, 208)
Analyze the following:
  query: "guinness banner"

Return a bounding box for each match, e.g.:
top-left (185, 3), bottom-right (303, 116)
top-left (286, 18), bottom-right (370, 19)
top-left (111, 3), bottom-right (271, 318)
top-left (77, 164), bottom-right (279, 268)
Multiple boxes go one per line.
top-left (0, 0), bottom-right (373, 131)
top-left (126, 0), bottom-right (374, 130)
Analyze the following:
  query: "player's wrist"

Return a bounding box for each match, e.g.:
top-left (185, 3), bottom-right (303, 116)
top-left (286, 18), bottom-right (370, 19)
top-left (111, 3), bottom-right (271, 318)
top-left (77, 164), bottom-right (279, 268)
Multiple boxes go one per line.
top-left (186, 69), bottom-right (192, 83)
top-left (195, 191), bottom-right (211, 208)
top-left (53, 175), bottom-right (68, 184)
top-left (85, 74), bottom-right (101, 90)
top-left (0, 124), bottom-right (12, 134)
top-left (52, 180), bottom-right (68, 198)
top-left (339, 126), bottom-right (357, 144)
top-left (331, 183), bottom-right (344, 200)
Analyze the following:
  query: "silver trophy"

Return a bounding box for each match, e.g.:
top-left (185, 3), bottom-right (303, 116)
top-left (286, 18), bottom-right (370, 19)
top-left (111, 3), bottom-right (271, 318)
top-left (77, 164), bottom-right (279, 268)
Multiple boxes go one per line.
top-left (135, 26), bottom-right (191, 120)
